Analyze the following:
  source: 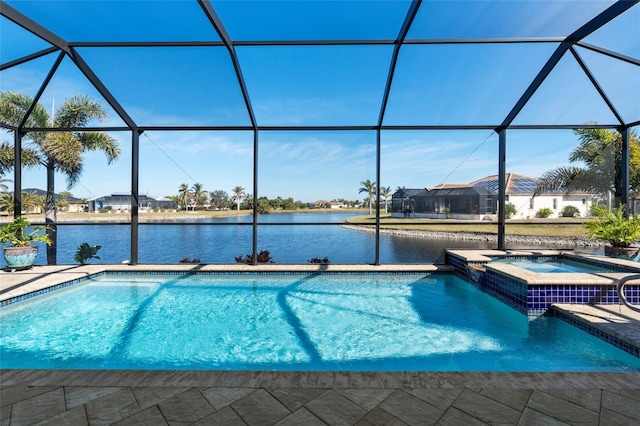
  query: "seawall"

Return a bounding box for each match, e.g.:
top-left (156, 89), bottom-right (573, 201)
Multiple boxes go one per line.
top-left (340, 224), bottom-right (604, 248)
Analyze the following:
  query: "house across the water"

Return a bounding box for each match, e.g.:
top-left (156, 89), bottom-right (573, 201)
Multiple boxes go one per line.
top-left (391, 173), bottom-right (595, 220)
top-left (87, 193), bottom-right (176, 212)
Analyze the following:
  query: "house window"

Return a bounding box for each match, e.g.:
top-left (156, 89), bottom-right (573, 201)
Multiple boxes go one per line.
top-left (505, 195), bottom-right (509, 201)
top-left (553, 198), bottom-right (557, 210)
top-left (529, 198), bottom-right (534, 209)
top-left (582, 198), bottom-right (586, 205)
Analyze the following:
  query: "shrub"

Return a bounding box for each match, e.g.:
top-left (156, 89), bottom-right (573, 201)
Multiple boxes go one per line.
top-left (585, 205), bottom-right (640, 248)
top-left (561, 205), bottom-right (580, 218)
top-left (536, 207), bottom-right (553, 218)
top-left (308, 257), bottom-right (330, 264)
top-left (257, 199), bottom-right (271, 214)
top-left (235, 250), bottom-right (274, 264)
top-left (179, 257), bottom-right (200, 263)
top-left (504, 203), bottom-right (517, 219)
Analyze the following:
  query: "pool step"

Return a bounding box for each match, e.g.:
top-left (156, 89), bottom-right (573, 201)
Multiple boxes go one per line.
top-left (551, 303), bottom-right (640, 358)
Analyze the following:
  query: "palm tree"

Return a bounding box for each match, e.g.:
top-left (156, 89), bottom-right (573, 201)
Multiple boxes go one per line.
top-left (232, 185), bottom-right (246, 211)
top-left (56, 190), bottom-right (72, 211)
top-left (58, 190), bottom-right (73, 200)
top-left (177, 183), bottom-right (191, 211)
top-left (0, 191), bottom-right (13, 213)
top-left (0, 91), bottom-right (119, 264)
top-left (0, 191), bottom-right (43, 214)
top-left (359, 179), bottom-right (376, 215)
top-left (535, 127), bottom-right (640, 209)
top-left (244, 193), bottom-right (253, 210)
top-left (191, 183), bottom-right (207, 210)
top-left (380, 186), bottom-right (391, 213)
top-left (21, 191), bottom-right (44, 214)
top-left (0, 174), bottom-right (11, 192)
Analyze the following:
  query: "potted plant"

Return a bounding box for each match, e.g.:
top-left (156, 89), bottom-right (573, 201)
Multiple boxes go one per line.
top-left (584, 205), bottom-right (640, 260)
top-left (0, 217), bottom-right (52, 270)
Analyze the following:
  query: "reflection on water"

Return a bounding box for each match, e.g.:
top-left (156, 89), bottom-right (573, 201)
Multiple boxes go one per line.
top-left (12, 213), bottom-right (603, 266)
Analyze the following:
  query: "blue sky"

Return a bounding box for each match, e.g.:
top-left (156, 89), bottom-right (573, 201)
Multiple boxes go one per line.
top-left (1, 1), bottom-right (638, 202)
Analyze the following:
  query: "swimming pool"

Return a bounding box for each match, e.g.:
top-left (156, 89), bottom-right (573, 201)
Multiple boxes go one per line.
top-left (2, 272), bottom-right (639, 372)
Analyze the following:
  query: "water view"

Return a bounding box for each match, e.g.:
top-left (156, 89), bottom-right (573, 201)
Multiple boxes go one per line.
top-left (5, 213), bottom-right (603, 266)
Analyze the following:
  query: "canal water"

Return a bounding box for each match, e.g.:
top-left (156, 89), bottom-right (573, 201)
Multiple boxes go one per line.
top-left (5, 213), bottom-right (602, 266)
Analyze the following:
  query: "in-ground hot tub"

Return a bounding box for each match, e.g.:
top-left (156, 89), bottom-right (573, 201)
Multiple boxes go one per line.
top-left (489, 257), bottom-right (614, 273)
top-left (446, 249), bottom-right (640, 318)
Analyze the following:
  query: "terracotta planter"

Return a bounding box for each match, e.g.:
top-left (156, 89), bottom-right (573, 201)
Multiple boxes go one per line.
top-left (3, 246), bottom-right (38, 270)
top-left (604, 245), bottom-right (640, 261)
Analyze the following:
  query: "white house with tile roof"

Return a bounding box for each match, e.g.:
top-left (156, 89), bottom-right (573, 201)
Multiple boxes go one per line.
top-left (391, 173), bottom-right (596, 220)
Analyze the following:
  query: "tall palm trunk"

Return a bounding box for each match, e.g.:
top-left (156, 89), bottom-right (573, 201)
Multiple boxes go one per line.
top-left (45, 160), bottom-right (57, 265)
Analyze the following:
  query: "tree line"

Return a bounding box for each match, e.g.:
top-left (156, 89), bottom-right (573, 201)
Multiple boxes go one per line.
top-left (168, 183), bottom-right (381, 213)
top-left (169, 183), bottom-right (312, 213)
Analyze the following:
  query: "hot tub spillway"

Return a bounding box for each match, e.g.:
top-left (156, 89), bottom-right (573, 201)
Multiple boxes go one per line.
top-left (466, 264), bottom-right (486, 283)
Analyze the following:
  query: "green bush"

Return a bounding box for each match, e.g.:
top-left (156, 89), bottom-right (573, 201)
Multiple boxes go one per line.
top-left (585, 205), bottom-right (640, 248)
top-left (257, 199), bottom-right (271, 214)
top-left (504, 203), bottom-right (517, 219)
top-left (562, 205), bottom-right (580, 217)
top-left (536, 207), bottom-right (553, 218)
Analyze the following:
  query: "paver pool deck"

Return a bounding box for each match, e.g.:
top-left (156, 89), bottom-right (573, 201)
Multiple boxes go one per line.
top-left (1, 264), bottom-right (639, 425)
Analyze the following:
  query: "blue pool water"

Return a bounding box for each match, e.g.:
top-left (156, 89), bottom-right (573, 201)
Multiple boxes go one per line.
top-left (2, 273), bottom-right (639, 372)
top-left (491, 258), bottom-right (611, 273)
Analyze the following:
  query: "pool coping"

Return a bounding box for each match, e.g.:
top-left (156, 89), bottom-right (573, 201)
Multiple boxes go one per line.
top-left (2, 369), bottom-right (639, 389)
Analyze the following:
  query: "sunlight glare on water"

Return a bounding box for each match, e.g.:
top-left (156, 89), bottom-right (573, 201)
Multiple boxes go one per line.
top-left (1, 273), bottom-right (639, 371)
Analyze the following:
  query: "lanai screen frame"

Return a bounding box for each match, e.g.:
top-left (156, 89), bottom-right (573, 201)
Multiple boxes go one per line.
top-left (1, 0), bottom-right (639, 265)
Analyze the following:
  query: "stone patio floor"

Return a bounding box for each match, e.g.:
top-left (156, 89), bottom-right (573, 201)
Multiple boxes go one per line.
top-left (2, 265), bottom-right (640, 425)
top-left (2, 369), bottom-right (640, 425)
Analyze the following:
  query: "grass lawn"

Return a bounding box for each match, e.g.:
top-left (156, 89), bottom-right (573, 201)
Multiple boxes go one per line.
top-left (346, 214), bottom-right (591, 238)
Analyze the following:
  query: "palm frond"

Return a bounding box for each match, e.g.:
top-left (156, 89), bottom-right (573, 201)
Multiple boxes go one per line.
top-left (77, 131), bottom-right (120, 164)
top-left (0, 91), bottom-right (50, 140)
top-left (535, 166), bottom-right (611, 196)
top-left (43, 133), bottom-right (83, 187)
top-left (55, 95), bottom-right (107, 127)
top-left (0, 142), bottom-right (44, 173)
